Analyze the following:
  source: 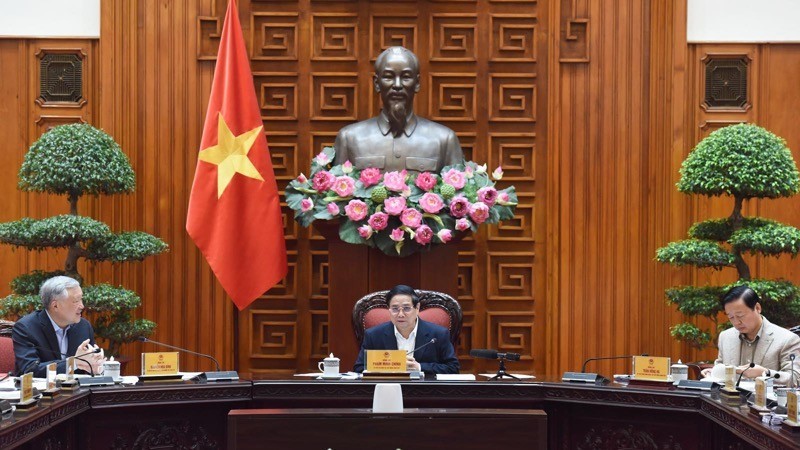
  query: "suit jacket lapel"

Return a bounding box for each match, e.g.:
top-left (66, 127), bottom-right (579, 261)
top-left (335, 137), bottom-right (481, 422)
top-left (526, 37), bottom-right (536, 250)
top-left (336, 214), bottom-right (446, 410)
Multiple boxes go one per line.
top-left (756, 319), bottom-right (775, 366)
top-left (36, 310), bottom-right (62, 358)
top-left (414, 320), bottom-right (434, 360)
top-left (382, 324), bottom-right (398, 350)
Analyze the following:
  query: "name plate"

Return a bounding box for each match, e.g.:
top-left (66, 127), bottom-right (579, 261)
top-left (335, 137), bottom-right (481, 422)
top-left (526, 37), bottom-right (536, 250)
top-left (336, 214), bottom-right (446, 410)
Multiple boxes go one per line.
top-left (20, 372), bottom-right (34, 403)
top-left (632, 356), bottom-right (670, 381)
top-left (142, 352), bottom-right (180, 375)
top-left (66, 356), bottom-right (75, 380)
top-left (755, 376), bottom-right (769, 408)
top-left (789, 391), bottom-right (798, 423)
top-left (46, 362), bottom-right (58, 391)
top-left (366, 350), bottom-right (407, 373)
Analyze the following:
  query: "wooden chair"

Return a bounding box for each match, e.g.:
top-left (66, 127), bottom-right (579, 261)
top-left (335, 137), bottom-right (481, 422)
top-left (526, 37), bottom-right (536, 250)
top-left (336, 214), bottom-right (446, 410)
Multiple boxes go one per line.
top-left (352, 290), bottom-right (462, 348)
top-left (0, 320), bottom-right (15, 374)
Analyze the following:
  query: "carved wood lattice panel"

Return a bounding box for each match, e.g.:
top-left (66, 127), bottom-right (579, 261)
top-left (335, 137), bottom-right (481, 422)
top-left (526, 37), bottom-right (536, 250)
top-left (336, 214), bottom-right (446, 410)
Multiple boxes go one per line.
top-left (197, 0), bottom-right (543, 376)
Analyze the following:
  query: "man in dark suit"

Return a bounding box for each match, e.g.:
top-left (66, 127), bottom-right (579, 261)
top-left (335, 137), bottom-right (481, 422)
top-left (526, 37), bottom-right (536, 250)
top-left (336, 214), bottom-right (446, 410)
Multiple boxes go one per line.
top-left (354, 284), bottom-right (459, 374)
top-left (12, 276), bottom-right (104, 377)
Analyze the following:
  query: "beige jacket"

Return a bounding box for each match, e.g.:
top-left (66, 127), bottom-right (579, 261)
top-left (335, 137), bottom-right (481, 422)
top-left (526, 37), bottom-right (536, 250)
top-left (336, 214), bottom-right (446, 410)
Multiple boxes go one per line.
top-left (715, 316), bottom-right (800, 385)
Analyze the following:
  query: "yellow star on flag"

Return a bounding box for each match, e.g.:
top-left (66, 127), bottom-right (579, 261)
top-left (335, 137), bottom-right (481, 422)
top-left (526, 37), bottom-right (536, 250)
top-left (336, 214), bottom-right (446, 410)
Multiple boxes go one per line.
top-left (199, 113), bottom-right (265, 197)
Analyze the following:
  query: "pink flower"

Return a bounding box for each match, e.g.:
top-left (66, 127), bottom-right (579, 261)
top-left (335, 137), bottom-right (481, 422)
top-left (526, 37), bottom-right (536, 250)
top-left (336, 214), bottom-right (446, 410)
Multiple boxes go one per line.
top-left (469, 202), bottom-right (490, 224)
top-left (390, 228), bottom-right (405, 242)
top-left (332, 176), bottom-right (355, 197)
top-left (492, 166), bottom-right (504, 180)
top-left (383, 197), bottom-right (407, 216)
top-left (449, 196), bottom-right (471, 218)
top-left (464, 166), bottom-right (474, 179)
top-left (358, 225), bottom-right (374, 239)
top-left (315, 152), bottom-right (330, 165)
top-left (414, 225), bottom-right (433, 245)
top-left (326, 202), bottom-right (340, 215)
top-left (400, 208), bottom-right (423, 229)
top-left (419, 193), bottom-right (445, 214)
top-left (342, 160), bottom-right (353, 174)
top-left (359, 168), bottom-right (382, 187)
top-left (497, 192), bottom-right (510, 204)
top-left (437, 229), bottom-right (453, 243)
top-left (442, 169), bottom-right (466, 189)
top-left (344, 199), bottom-right (368, 221)
top-left (415, 172), bottom-right (437, 191)
top-left (312, 171), bottom-right (335, 192)
top-left (301, 198), bottom-right (314, 212)
top-left (383, 170), bottom-right (408, 192)
top-left (477, 186), bottom-right (498, 206)
top-left (297, 173), bottom-right (308, 184)
top-left (456, 218), bottom-right (471, 231)
top-left (368, 212), bottom-right (389, 231)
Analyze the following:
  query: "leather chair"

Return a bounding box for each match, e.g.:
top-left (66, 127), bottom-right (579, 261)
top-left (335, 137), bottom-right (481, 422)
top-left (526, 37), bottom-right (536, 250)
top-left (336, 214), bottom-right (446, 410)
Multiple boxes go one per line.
top-left (0, 320), bottom-right (15, 374)
top-left (352, 290), bottom-right (462, 348)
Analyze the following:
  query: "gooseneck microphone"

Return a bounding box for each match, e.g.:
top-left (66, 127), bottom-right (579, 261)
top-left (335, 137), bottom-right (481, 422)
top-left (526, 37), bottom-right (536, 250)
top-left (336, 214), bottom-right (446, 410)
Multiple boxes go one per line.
top-left (137, 336), bottom-right (221, 372)
top-left (469, 349), bottom-right (522, 361)
top-left (407, 338), bottom-right (436, 355)
top-left (735, 362), bottom-right (755, 388)
top-left (581, 353), bottom-right (648, 373)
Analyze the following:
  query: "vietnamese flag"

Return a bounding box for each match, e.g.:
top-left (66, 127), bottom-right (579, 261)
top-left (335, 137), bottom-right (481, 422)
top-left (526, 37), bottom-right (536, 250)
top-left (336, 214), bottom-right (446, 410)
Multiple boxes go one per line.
top-left (187, 0), bottom-right (287, 310)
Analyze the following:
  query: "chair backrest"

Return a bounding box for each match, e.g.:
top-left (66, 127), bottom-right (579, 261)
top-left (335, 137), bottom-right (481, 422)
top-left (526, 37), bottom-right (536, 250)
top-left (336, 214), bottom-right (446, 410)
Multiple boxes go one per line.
top-left (0, 320), bottom-right (15, 374)
top-left (352, 290), bottom-right (462, 348)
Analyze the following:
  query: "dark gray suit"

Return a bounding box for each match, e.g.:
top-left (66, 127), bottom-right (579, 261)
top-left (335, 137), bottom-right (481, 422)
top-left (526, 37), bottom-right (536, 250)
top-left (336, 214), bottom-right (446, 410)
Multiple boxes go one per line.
top-left (334, 112), bottom-right (464, 173)
top-left (12, 310), bottom-right (96, 377)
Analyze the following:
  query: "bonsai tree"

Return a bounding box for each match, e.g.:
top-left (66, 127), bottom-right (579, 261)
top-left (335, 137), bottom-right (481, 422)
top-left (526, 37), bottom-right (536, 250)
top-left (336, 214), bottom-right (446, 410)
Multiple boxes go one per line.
top-left (0, 123), bottom-right (168, 356)
top-left (656, 123), bottom-right (800, 349)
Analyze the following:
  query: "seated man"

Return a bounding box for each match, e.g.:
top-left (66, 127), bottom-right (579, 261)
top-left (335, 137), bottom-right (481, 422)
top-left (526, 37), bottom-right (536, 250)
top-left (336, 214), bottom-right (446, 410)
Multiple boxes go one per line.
top-left (701, 285), bottom-right (800, 385)
top-left (354, 284), bottom-right (459, 375)
top-left (12, 276), bottom-right (105, 377)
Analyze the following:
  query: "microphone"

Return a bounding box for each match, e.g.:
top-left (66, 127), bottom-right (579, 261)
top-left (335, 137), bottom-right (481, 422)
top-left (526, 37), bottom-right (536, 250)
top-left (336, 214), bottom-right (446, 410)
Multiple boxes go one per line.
top-left (138, 337), bottom-right (238, 382)
top-left (582, 353), bottom-right (648, 373)
top-left (735, 362), bottom-right (755, 388)
top-left (791, 354), bottom-right (796, 389)
top-left (407, 338), bottom-right (436, 355)
top-left (469, 349), bottom-right (522, 361)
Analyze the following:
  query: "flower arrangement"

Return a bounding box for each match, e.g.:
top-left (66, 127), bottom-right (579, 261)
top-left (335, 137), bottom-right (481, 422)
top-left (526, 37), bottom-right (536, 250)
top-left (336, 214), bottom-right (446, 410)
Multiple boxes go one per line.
top-left (285, 147), bottom-right (518, 257)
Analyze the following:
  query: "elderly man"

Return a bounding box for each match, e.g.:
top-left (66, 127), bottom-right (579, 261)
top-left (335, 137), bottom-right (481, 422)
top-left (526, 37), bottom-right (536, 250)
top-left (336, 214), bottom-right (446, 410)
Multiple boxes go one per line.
top-left (12, 276), bottom-right (105, 377)
top-left (333, 46), bottom-right (464, 173)
top-left (353, 284), bottom-right (459, 375)
top-left (702, 285), bottom-right (800, 385)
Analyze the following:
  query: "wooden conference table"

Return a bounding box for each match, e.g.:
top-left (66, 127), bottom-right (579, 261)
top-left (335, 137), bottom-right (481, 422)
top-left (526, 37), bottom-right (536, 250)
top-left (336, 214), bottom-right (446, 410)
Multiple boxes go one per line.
top-left (1, 375), bottom-right (799, 449)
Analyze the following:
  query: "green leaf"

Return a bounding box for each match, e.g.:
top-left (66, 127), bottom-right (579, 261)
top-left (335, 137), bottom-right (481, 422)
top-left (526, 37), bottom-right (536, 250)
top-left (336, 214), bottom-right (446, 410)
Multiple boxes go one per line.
top-left (18, 123), bottom-right (135, 196)
top-left (0, 215), bottom-right (109, 249)
top-left (85, 231), bottom-right (168, 262)
top-left (678, 123), bottom-right (800, 199)
top-left (655, 239), bottom-right (736, 269)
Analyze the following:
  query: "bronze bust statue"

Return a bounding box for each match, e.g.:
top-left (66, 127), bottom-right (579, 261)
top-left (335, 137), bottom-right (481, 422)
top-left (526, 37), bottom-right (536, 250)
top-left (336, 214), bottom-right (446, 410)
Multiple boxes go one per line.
top-left (333, 47), bottom-right (464, 173)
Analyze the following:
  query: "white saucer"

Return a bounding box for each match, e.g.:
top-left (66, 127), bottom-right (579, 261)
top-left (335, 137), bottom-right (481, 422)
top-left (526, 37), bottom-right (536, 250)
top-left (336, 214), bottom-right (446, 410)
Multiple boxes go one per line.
top-left (319, 374), bottom-right (343, 380)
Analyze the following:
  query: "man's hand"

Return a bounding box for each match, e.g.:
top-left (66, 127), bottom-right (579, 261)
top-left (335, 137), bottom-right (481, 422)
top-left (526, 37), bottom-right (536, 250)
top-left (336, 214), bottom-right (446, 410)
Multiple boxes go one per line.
top-left (406, 355), bottom-right (421, 371)
top-left (737, 363), bottom-right (767, 379)
top-left (701, 368), bottom-right (712, 378)
top-left (74, 341), bottom-right (105, 374)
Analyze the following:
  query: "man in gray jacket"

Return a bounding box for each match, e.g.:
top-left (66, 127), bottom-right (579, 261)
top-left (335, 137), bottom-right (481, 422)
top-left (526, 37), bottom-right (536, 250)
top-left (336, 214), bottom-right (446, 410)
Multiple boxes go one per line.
top-left (702, 285), bottom-right (800, 385)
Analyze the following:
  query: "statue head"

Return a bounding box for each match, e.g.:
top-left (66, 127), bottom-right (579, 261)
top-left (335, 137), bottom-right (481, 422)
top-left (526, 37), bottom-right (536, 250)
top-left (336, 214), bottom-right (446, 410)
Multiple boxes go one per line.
top-left (373, 47), bottom-right (420, 131)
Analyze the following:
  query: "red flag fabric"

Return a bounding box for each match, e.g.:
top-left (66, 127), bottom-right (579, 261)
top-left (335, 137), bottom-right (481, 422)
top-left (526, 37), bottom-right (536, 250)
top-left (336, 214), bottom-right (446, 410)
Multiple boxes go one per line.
top-left (187, 0), bottom-right (287, 310)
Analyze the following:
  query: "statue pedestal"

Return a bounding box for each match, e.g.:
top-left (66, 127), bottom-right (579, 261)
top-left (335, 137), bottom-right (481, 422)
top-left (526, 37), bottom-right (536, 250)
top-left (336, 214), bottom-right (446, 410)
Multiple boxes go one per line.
top-left (315, 220), bottom-right (459, 369)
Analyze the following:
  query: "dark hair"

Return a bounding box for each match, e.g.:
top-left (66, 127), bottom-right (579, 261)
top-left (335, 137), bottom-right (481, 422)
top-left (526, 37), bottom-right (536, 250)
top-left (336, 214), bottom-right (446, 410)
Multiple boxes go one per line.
top-left (385, 284), bottom-right (419, 307)
top-left (722, 285), bottom-right (760, 309)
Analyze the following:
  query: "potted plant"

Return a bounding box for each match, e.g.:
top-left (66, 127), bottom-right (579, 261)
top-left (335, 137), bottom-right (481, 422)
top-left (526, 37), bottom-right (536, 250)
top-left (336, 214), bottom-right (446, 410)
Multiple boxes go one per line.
top-left (0, 123), bottom-right (168, 358)
top-left (656, 123), bottom-right (800, 350)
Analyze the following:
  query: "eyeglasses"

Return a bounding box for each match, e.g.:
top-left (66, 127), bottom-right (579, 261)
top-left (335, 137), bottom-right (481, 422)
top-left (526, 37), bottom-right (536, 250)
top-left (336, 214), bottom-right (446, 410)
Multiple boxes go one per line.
top-left (389, 306), bottom-right (415, 315)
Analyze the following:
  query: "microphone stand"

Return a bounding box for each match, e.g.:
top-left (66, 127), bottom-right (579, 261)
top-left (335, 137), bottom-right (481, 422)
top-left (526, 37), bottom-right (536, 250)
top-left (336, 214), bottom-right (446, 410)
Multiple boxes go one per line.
top-left (487, 354), bottom-right (520, 381)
